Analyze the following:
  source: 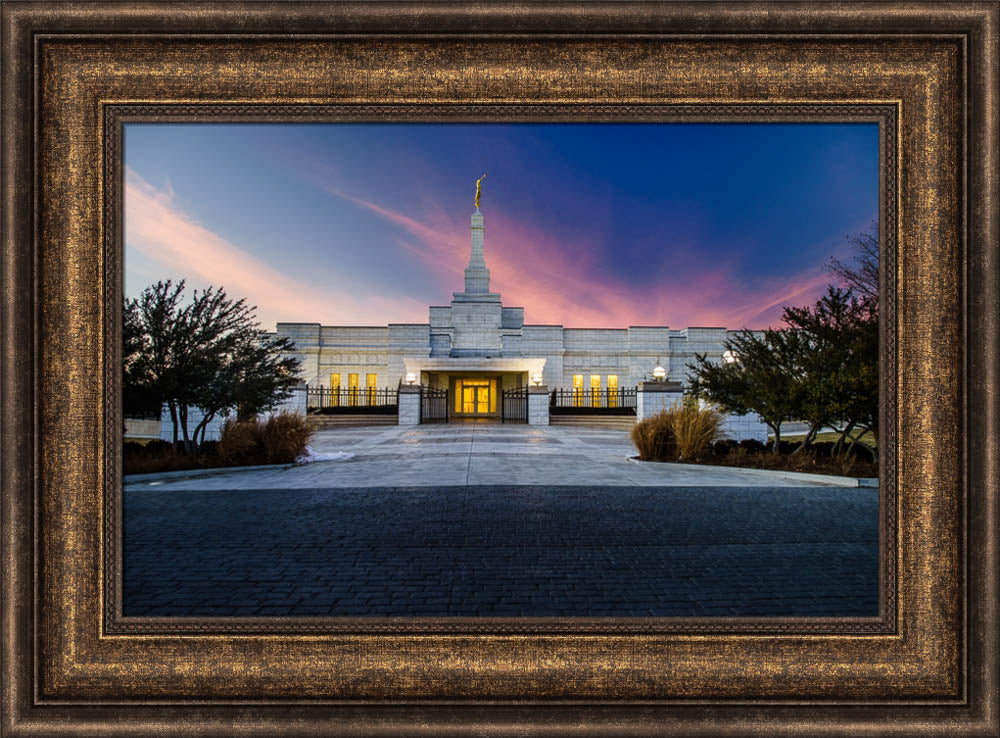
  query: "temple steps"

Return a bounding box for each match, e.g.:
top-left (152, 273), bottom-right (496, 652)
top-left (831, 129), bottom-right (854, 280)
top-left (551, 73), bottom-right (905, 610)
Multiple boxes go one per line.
top-left (306, 414), bottom-right (398, 430)
top-left (548, 415), bottom-right (637, 431)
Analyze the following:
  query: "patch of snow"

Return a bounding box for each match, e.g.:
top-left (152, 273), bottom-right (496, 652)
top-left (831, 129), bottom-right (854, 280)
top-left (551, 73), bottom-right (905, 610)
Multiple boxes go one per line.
top-left (296, 446), bottom-right (355, 464)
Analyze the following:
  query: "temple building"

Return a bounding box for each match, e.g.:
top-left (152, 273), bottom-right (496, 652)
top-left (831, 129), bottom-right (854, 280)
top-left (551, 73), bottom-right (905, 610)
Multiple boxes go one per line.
top-left (270, 202), bottom-right (742, 422)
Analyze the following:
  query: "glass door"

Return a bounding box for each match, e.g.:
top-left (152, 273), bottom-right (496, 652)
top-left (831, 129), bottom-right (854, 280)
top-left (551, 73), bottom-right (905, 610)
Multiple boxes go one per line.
top-left (475, 385), bottom-right (489, 414)
top-left (460, 379), bottom-right (491, 416)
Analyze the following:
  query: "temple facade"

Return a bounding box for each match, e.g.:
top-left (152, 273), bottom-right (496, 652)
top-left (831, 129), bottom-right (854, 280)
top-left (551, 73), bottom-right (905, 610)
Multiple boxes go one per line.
top-left (270, 206), bottom-right (743, 422)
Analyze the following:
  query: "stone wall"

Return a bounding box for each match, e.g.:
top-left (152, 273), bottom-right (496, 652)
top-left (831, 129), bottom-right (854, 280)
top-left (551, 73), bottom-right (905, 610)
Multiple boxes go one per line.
top-left (124, 418), bottom-right (161, 440)
top-left (636, 383), bottom-right (769, 443)
top-left (157, 388), bottom-right (311, 444)
top-left (271, 317), bottom-right (743, 395)
top-left (269, 322), bottom-right (431, 388)
top-left (718, 412), bottom-right (770, 443)
top-left (447, 293), bottom-right (504, 353)
top-left (158, 406), bottom-right (231, 443)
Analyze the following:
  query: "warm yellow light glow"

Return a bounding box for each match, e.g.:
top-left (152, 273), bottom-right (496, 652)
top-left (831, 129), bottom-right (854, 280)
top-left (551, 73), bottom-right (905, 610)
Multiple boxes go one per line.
top-left (366, 373), bottom-right (377, 404)
top-left (607, 375), bottom-right (618, 408)
top-left (348, 373), bottom-right (359, 406)
top-left (572, 374), bottom-right (584, 407)
top-left (489, 379), bottom-right (497, 413)
top-left (460, 379), bottom-right (491, 415)
top-left (330, 373), bottom-right (341, 407)
top-left (455, 380), bottom-right (464, 413)
top-left (590, 375), bottom-right (601, 407)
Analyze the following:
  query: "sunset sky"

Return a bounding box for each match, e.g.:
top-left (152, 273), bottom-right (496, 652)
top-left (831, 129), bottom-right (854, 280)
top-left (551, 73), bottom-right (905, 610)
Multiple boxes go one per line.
top-left (124, 122), bottom-right (878, 330)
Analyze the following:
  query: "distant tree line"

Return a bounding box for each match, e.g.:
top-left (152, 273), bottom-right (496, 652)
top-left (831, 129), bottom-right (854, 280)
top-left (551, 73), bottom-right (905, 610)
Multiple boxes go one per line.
top-left (123, 280), bottom-right (302, 454)
top-left (688, 224), bottom-right (879, 460)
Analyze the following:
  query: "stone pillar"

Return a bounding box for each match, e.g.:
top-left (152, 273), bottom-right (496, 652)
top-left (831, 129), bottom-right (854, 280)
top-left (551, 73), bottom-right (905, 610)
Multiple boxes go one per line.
top-left (398, 385), bottom-right (421, 425)
top-left (528, 385), bottom-right (550, 426)
top-left (636, 380), bottom-right (684, 422)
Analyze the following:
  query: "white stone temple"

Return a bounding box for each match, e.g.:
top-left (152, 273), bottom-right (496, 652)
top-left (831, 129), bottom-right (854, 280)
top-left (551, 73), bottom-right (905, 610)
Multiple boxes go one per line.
top-left (269, 203), bottom-right (746, 423)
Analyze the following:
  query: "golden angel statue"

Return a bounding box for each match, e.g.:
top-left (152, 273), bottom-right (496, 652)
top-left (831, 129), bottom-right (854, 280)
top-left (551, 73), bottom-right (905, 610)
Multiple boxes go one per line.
top-left (475, 173), bottom-right (486, 209)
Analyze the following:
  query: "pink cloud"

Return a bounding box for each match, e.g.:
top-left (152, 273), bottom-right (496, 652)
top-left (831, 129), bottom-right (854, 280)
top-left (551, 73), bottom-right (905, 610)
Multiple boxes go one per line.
top-left (324, 188), bottom-right (835, 330)
top-left (124, 169), bottom-right (428, 328)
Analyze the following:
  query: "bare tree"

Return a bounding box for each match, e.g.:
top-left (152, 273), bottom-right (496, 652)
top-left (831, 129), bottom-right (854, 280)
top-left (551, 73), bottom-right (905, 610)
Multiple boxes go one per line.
top-left (828, 221), bottom-right (879, 301)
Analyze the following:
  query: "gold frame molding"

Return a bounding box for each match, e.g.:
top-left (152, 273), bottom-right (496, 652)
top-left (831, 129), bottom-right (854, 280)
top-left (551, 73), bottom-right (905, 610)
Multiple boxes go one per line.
top-left (2, 2), bottom-right (997, 736)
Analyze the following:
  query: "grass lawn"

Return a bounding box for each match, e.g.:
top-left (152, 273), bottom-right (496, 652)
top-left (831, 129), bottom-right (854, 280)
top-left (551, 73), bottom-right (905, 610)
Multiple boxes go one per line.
top-left (775, 430), bottom-right (877, 447)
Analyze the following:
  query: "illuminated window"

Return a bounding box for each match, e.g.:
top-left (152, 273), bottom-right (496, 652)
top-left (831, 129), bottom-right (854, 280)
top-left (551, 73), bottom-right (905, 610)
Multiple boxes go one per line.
top-left (572, 375), bottom-right (584, 407)
top-left (348, 373), bottom-right (359, 407)
top-left (489, 378), bottom-right (497, 413)
top-left (590, 375), bottom-right (601, 407)
top-left (366, 373), bottom-right (377, 404)
top-left (455, 380), bottom-right (464, 413)
top-left (330, 373), bottom-right (341, 407)
top-left (607, 375), bottom-right (619, 407)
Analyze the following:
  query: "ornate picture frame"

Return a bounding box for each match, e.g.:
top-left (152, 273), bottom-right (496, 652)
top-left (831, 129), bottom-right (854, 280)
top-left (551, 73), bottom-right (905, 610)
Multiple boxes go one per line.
top-left (2, 3), bottom-right (996, 735)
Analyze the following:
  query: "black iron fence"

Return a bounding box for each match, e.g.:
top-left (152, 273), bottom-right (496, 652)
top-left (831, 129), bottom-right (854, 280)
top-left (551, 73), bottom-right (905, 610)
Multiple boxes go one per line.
top-left (306, 386), bottom-right (398, 414)
top-left (501, 387), bottom-right (528, 424)
top-left (550, 387), bottom-right (637, 415)
top-left (420, 386), bottom-right (449, 423)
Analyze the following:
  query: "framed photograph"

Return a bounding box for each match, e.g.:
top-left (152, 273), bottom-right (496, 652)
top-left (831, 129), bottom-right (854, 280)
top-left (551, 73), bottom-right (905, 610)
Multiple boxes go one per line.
top-left (2, 2), bottom-right (996, 736)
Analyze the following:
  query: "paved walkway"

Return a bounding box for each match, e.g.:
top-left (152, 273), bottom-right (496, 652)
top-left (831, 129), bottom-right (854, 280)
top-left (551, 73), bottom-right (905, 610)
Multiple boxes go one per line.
top-left (123, 424), bottom-right (878, 618)
top-left (129, 424), bottom-right (850, 490)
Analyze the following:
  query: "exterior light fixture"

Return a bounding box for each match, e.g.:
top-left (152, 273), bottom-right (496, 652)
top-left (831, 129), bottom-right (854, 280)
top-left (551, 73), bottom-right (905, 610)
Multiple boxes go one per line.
top-left (531, 372), bottom-right (543, 386)
top-left (405, 372), bottom-right (417, 385)
top-left (652, 358), bottom-right (667, 381)
top-left (722, 350), bottom-right (738, 364)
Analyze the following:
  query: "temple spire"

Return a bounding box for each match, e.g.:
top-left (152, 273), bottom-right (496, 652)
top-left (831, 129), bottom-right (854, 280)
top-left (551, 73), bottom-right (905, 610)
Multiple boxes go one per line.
top-left (463, 206), bottom-right (491, 294)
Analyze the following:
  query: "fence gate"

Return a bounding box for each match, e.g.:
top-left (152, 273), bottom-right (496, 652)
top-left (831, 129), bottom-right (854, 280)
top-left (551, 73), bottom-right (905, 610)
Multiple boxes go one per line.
top-left (501, 387), bottom-right (529, 424)
top-left (419, 387), bottom-right (449, 424)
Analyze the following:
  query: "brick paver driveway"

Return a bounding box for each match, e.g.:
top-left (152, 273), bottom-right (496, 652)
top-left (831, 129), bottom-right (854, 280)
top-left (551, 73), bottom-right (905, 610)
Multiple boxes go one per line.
top-left (124, 424), bottom-right (879, 617)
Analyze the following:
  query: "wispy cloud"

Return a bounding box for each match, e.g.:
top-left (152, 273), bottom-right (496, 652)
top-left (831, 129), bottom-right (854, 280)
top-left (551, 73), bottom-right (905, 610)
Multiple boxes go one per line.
top-left (322, 186), bottom-right (836, 329)
top-left (125, 169), bottom-right (428, 328)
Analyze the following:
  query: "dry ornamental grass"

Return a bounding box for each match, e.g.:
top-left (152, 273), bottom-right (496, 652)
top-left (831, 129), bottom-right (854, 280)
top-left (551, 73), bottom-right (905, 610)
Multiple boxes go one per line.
top-left (631, 401), bottom-right (722, 462)
top-left (219, 411), bottom-right (314, 466)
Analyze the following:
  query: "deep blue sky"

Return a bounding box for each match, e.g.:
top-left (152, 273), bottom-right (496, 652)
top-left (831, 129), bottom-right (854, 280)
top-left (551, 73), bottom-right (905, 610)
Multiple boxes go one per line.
top-left (124, 122), bottom-right (878, 329)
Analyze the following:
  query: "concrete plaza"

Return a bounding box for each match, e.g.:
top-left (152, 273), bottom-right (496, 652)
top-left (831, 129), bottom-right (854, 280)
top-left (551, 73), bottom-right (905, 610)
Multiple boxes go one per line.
top-left (123, 424), bottom-right (879, 618)
top-left (129, 423), bottom-right (855, 490)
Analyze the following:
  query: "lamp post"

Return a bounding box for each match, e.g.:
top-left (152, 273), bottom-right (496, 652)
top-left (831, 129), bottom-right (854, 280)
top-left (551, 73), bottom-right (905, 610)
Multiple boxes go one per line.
top-left (531, 372), bottom-right (543, 387)
top-left (405, 372), bottom-right (417, 386)
top-left (722, 350), bottom-right (738, 365)
top-left (652, 358), bottom-right (667, 382)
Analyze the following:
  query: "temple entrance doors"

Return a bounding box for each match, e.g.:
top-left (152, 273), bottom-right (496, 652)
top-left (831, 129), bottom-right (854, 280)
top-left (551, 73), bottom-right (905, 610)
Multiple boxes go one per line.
top-left (453, 377), bottom-right (498, 418)
top-left (462, 381), bottom-right (490, 415)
